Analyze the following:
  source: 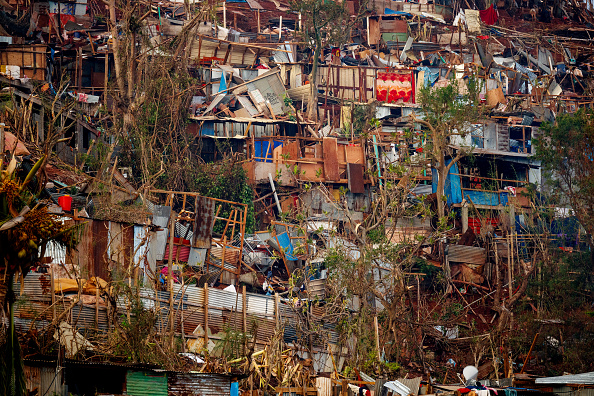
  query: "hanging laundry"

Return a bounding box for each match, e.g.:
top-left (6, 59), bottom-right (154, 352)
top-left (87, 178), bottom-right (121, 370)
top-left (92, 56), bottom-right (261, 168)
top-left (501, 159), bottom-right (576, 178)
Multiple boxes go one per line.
top-left (479, 5), bottom-right (498, 25)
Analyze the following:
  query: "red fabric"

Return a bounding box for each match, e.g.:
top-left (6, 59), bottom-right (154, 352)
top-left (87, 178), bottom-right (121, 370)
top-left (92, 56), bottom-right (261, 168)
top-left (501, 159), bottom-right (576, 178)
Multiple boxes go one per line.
top-left (48, 13), bottom-right (76, 28)
top-left (479, 5), bottom-right (498, 25)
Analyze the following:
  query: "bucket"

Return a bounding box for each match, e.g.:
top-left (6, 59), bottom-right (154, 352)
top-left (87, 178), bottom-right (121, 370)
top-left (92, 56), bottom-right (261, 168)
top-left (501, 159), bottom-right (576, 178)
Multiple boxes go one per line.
top-left (58, 195), bottom-right (72, 211)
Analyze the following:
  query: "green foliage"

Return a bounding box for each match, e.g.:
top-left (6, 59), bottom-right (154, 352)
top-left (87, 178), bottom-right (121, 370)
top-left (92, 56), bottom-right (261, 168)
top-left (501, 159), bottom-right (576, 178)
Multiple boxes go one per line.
top-left (117, 63), bottom-right (199, 192)
top-left (535, 109), bottom-right (594, 243)
top-left (511, 248), bottom-right (594, 374)
top-left (214, 325), bottom-right (248, 361)
top-left (416, 76), bottom-right (482, 162)
top-left (527, 251), bottom-right (593, 315)
top-left (107, 280), bottom-right (178, 366)
top-left (191, 159), bottom-right (255, 234)
top-left (366, 224), bottom-right (386, 243)
top-left (290, 0), bottom-right (352, 49)
top-left (352, 104), bottom-right (378, 137)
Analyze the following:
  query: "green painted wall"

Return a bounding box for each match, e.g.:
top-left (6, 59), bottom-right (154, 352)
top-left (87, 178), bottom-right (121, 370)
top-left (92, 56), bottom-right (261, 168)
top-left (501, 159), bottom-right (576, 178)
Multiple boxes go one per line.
top-left (126, 371), bottom-right (168, 396)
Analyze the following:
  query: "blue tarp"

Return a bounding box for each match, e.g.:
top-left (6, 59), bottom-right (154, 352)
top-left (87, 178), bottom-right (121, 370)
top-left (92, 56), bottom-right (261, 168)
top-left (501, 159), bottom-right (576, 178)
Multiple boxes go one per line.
top-left (200, 121), bottom-right (215, 136)
top-left (462, 190), bottom-right (508, 206)
top-left (432, 160), bottom-right (463, 204)
top-left (432, 161), bottom-right (510, 207)
top-left (384, 8), bottom-right (413, 16)
top-left (218, 71), bottom-right (227, 92)
top-left (254, 141), bottom-right (283, 163)
top-left (417, 66), bottom-right (440, 87)
top-left (231, 383), bottom-right (239, 396)
top-left (277, 232), bottom-right (297, 261)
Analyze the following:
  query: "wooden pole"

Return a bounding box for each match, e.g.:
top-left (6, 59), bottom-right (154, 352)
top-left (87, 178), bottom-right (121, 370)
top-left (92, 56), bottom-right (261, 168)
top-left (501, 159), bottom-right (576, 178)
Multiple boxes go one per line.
top-left (374, 316), bottom-right (381, 360)
top-left (168, 196), bottom-right (176, 345)
top-left (507, 234), bottom-right (513, 300)
top-left (520, 332), bottom-right (539, 374)
top-left (242, 285), bottom-right (247, 355)
top-left (95, 285), bottom-right (99, 330)
top-left (204, 284), bottom-right (209, 347)
top-left (50, 267), bottom-right (56, 321)
top-left (275, 292), bottom-right (280, 329)
top-left (257, 10), bottom-right (260, 33)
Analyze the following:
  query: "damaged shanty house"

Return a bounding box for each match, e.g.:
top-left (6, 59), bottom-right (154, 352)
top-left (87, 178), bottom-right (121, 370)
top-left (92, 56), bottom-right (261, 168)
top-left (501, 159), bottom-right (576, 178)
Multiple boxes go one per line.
top-left (1, 0), bottom-right (594, 391)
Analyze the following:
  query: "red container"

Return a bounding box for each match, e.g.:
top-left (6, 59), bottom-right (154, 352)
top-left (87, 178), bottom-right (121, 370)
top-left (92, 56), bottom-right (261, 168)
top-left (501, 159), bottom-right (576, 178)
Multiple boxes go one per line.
top-left (468, 217), bottom-right (498, 234)
top-left (58, 195), bottom-right (72, 211)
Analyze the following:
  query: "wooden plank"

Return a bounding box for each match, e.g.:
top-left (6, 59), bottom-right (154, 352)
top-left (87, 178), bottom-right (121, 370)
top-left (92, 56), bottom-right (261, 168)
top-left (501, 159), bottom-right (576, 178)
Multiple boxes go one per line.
top-left (368, 17), bottom-right (381, 45)
top-left (322, 137), bottom-right (340, 181)
top-left (282, 141), bottom-right (300, 161)
top-left (345, 145), bottom-right (364, 164)
top-left (347, 163), bottom-right (365, 193)
top-left (91, 220), bottom-right (110, 280)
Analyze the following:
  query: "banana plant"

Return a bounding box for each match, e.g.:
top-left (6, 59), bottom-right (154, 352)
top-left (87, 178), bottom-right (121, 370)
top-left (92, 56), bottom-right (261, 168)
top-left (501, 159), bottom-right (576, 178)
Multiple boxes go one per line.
top-left (0, 154), bottom-right (78, 396)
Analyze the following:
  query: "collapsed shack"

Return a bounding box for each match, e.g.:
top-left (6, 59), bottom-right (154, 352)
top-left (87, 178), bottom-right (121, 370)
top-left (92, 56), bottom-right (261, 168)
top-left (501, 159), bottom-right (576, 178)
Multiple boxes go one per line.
top-left (1, 0), bottom-right (594, 390)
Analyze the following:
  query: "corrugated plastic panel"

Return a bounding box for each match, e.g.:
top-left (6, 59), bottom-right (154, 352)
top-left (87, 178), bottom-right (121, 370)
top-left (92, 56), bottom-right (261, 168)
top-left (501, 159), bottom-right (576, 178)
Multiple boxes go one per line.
top-left (168, 372), bottom-right (230, 395)
top-left (126, 371), bottom-right (168, 396)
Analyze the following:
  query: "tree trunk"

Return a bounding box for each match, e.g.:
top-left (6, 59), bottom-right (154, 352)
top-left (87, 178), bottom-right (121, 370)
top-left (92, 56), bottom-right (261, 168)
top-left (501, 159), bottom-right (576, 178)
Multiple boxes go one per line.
top-left (307, 42), bottom-right (321, 122)
top-left (436, 162), bottom-right (447, 219)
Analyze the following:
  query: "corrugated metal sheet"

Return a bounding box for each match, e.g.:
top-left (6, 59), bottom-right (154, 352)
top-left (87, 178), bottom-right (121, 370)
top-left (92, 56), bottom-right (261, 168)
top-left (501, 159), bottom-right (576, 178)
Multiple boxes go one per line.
top-left (316, 377), bottom-right (333, 396)
top-left (396, 377), bottom-right (422, 396)
top-left (193, 196), bottom-right (215, 248)
top-left (447, 244), bottom-right (486, 265)
top-left (189, 38), bottom-right (262, 66)
top-left (546, 386), bottom-right (594, 396)
top-left (41, 366), bottom-right (66, 396)
top-left (247, 72), bottom-right (287, 116)
top-left (246, 293), bottom-right (275, 318)
top-left (151, 205), bottom-right (171, 262)
top-left (535, 372), bottom-right (594, 385)
top-left (134, 226), bottom-right (149, 278)
top-left (45, 241), bottom-right (67, 264)
top-left (164, 243), bottom-right (191, 262)
top-left (188, 247), bottom-right (207, 267)
top-left (127, 370), bottom-right (168, 396)
top-left (208, 288), bottom-right (243, 311)
top-left (168, 372), bottom-right (231, 395)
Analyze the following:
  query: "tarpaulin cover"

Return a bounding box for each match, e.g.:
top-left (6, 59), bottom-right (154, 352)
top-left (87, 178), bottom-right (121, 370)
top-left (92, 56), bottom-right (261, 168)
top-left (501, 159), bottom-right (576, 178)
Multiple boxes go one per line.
top-left (384, 8), bottom-right (413, 17)
top-left (276, 232), bottom-right (297, 261)
top-left (254, 140), bottom-right (283, 163)
top-left (432, 159), bottom-right (463, 204)
top-left (479, 5), bottom-right (498, 25)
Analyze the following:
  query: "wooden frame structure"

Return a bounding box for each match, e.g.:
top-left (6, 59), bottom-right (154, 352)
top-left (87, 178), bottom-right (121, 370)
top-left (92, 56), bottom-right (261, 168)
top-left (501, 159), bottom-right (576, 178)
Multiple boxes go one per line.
top-left (150, 190), bottom-right (248, 278)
